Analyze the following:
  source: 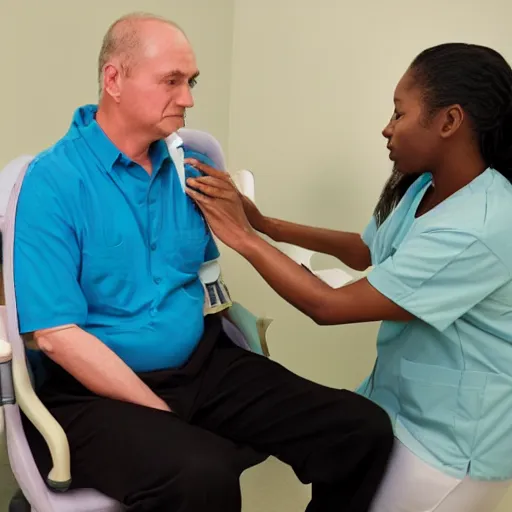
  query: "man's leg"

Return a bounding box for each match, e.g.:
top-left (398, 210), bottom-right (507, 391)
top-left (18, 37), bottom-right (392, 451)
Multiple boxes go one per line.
top-left (23, 397), bottom-right (258, 512)
top-left (182, 331), bottom-right (394, 512)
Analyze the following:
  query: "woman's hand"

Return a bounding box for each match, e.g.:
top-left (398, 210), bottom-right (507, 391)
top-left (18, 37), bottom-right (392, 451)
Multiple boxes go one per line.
top-left (240, 194), bottom-right (268, 234)
top-left (184, 158), bottom-right (257, 254)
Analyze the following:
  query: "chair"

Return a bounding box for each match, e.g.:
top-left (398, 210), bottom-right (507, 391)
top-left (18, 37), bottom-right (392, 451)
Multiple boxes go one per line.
top-left (0, 130), bottom-right (353, 511)
top-left (233, 168), bottom-right (355, 287)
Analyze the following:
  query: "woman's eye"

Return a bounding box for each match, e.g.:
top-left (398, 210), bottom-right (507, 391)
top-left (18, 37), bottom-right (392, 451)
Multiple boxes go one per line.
top-left (392, 111), bottom-right (403, 121)
top-left (189, 78), bottom-right (198, 89)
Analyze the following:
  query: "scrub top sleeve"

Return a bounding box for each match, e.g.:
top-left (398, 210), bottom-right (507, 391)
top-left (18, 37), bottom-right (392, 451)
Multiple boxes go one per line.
top-left (367, 229), bottom-right (511, 331)
top-left (361, 216), bottom-right (377, 249)
top-left (14, 165), bottom-right (88, 333)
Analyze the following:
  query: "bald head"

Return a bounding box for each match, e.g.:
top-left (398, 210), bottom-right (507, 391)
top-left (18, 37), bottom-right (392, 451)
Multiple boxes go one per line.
top-left (96, 12), bottom-right (198, 141)
top-left (98, 12), bottom-right (187, 95)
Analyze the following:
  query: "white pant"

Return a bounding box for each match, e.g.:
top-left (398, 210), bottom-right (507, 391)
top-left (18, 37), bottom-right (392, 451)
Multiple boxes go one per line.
top-left (370, 439), bottom-right (511, 512)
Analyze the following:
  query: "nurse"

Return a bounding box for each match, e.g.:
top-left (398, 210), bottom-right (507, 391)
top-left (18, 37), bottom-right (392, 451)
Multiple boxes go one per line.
top-left (186, 43), bottom-right (512, 511)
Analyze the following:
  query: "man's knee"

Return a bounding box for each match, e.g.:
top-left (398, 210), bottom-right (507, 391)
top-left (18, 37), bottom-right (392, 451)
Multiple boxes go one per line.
top-left (326, 390), bottom-right (394, 447)
top-left (179, 455), bottom-right (241, 496)
top-left (361, 400), bottom-right (394, 451)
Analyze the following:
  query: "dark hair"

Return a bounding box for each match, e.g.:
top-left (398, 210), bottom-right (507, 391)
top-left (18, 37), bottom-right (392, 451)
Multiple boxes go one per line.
top-left (374, 43), bottom-right (512, 226)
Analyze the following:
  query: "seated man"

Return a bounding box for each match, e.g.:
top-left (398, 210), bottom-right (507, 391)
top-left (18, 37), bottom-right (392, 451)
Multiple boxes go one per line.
top-left (14, 12), bottom-right (393, 512)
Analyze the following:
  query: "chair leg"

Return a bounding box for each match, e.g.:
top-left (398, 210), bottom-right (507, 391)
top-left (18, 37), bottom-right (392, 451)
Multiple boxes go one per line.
top-left (9, 488), bottom-right (31, 512)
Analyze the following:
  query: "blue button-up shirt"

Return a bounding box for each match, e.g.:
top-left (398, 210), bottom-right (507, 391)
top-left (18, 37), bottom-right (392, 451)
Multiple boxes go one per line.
top-left (14, 105), bottom-right (219, 372)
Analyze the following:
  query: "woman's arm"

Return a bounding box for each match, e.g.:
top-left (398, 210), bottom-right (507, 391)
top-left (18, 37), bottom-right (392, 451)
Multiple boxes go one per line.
top-left (239, 233), bottom-right (411, 325)
top-left (263, 217), bottom-right (371, 271)
top-left (184, 161), bottom-right (411, 326)
top-left (241, 195), bottom-right (371, 271)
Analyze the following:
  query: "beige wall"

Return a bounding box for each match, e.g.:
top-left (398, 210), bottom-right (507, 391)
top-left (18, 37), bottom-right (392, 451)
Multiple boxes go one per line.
top-left (0, 0), bottom-right (234, 167)
top-left (225, 0), bottom-right (512, 510)
top-left (2, 0), bottom-right (512, 510)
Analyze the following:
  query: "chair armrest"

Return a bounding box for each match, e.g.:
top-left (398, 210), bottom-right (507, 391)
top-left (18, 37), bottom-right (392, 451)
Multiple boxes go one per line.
top-left (12, 353), bottom-right (71, 490)
top-left (0, 338), bottom-right (13, 440)
top-left (228, 302), bottom-right (272, 357)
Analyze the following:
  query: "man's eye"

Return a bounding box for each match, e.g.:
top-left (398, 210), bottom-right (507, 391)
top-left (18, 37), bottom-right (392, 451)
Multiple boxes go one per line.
top-left (167, 79), bottom-right (177, 86)
top-left (392, 111), bottom-right (403, 121)
top-left (189, 78), bottom-right (198, 89)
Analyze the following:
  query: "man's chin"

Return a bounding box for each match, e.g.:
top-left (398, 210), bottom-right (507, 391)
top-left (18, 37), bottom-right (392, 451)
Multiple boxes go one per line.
top-left (159, 117), bottom-right (185, 137)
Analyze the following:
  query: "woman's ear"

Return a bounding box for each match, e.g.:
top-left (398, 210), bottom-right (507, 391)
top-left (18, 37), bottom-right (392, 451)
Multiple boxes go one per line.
top-left (440, 104), bottom-right (465, 139)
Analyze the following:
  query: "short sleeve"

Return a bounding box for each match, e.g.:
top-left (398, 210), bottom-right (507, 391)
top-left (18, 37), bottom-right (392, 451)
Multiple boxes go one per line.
top-left (367, 229), bottom-right (511, 331)
top-left (362, 216), bottom-right (377, 248)
top-left (184, 149), bottom-right (221, 262)
top-left (205, 236), bottom-right (220, 261)
top-left (14, 163), bottom-right (88, 333)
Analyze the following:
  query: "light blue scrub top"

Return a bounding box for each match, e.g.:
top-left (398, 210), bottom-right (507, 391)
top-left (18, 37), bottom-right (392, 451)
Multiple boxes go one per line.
top-left (359, 168), bottom-right (512, 481)
top-left (14, 105), bottom-right (219, 374)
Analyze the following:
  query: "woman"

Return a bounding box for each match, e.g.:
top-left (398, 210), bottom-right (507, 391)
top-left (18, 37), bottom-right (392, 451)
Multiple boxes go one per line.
top-left (185, 43), bottom-right (512, 511)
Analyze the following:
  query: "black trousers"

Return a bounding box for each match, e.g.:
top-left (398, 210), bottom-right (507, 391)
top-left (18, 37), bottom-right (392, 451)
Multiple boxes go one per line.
top-left (23, 315), bottom-right (393, 512)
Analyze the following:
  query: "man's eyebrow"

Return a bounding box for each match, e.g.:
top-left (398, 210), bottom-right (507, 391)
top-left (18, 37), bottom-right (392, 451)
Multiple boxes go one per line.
top-left (162, 70), bottom-right (200, 80)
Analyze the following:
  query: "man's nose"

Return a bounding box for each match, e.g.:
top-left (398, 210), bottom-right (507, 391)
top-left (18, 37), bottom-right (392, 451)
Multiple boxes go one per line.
top-left (177, 84), bottom-right (194, 108)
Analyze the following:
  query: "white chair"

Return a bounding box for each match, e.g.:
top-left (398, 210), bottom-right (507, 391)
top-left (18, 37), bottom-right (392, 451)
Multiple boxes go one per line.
top-left (233, 168), bottom-right (354, 289)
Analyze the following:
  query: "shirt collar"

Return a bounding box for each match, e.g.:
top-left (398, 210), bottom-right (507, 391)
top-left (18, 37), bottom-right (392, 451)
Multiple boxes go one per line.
top-left (68, 104), bottom-right (170, 174)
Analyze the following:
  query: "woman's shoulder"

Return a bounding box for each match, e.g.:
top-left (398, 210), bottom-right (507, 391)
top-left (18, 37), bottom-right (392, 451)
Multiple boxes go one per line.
top-left (412, 169), bottom-right (512, 266)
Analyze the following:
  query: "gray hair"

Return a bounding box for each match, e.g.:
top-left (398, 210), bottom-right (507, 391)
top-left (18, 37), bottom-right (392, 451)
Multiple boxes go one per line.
top-left (97, 12), bottom-right (183, 98)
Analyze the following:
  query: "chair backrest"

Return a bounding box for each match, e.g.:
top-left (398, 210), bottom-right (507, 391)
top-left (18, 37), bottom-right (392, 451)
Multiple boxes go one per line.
top-left (223, 161), bottom-right (355, 288)
top-left (0, 157), bottom-right (33, 364)
top-left (0, 156), bottom-right (34, 233)
top-left (175, 128), bottom-right (227, 170)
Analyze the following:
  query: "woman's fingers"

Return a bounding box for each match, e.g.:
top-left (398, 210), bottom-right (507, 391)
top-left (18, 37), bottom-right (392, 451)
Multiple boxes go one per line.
top-left (185, 159), bottom-right (230, 181)
top-left (187, 176), bottom-right (235, 199)
top-left (185, 186), bottom-right (214, 205)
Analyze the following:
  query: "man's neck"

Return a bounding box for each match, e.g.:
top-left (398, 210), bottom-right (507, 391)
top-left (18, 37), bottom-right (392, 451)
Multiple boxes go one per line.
top-left (95, 105), bottom-right (153, 170)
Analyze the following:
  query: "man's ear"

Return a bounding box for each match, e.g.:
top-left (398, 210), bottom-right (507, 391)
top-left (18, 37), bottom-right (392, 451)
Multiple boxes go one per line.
top-left (440, 104), bottom-right (464, 139)
top-left (103, 63), bottom-right (122, 103)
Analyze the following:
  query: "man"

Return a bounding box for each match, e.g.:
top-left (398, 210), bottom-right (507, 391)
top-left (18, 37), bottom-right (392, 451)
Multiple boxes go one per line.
top-left (14, 12), bottom-right (393, 512)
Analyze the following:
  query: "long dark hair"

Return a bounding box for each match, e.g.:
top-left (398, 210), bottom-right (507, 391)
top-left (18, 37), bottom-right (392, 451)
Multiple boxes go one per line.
top-left (374, 43), bottom-right (512, 226)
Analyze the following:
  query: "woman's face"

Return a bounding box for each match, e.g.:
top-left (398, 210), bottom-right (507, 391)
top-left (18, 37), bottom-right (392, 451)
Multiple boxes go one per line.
top-left (382, 70), bottom-right (443, 175)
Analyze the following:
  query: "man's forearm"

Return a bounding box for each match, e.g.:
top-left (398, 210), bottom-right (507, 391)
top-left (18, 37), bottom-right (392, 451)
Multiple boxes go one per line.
top-left (34, 325), bottom-right (170, 412)
top-left (262, 218), bottom-right (371, 271)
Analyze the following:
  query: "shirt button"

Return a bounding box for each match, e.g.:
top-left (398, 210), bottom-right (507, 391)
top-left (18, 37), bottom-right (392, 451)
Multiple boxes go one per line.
top-left (153, 276), bottom-right (162, 284)
top-left (150, 242), bottom-right (157, 251)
